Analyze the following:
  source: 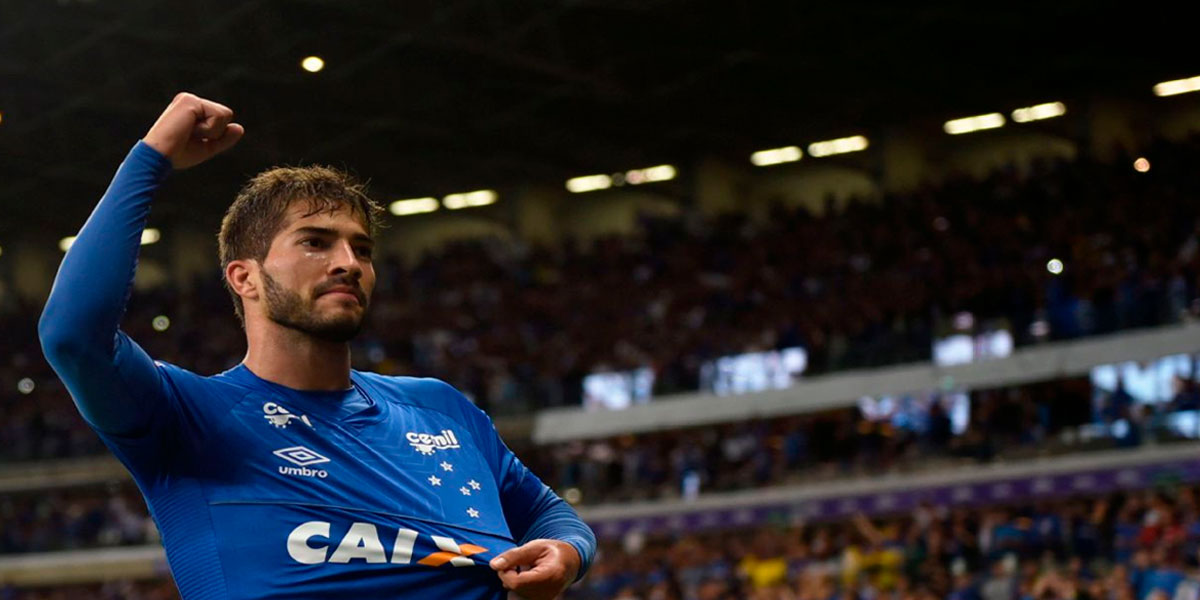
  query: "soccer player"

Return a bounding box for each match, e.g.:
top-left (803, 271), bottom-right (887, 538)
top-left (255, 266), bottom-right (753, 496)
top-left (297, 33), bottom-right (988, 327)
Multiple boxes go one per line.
top-left (38, 93), bottom-right (595, 599)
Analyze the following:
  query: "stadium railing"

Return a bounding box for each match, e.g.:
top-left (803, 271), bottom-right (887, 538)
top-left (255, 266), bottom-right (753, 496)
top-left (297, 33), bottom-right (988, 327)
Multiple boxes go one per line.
top-left (534, 321), bottom-right (1200, 442)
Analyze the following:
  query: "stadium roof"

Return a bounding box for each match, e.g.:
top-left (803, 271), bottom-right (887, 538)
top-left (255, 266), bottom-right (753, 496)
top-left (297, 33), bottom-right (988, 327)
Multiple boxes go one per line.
top-left (0, 1), bottom-right (1193, 237)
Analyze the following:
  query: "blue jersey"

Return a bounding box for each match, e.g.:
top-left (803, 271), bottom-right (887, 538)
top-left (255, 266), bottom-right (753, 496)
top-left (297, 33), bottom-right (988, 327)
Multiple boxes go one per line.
top-left (39, 142), bottom-right (594, 599)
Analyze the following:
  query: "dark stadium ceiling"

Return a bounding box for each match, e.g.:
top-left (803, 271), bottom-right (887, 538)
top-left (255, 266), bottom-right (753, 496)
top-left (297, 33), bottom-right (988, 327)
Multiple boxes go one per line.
top-left (0, 1), bottom-right (1193, 239)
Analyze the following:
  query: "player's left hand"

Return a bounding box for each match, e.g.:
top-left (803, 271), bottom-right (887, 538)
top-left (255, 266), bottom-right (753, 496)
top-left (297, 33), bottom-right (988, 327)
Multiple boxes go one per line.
top-left (489, 539), bottom-right (580, 599)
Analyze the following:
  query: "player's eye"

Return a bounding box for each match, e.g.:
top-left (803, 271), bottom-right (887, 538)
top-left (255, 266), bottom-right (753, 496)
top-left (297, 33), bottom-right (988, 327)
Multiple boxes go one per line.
top-left (301, 238), bottom-right (327, 249)
top-left (355, 245), bottom-right (374, 259)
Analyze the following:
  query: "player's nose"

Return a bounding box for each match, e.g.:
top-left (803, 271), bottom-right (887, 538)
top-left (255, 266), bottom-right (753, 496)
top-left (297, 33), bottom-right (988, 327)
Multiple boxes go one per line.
top-left (328, 239), bottom-right (363, 279)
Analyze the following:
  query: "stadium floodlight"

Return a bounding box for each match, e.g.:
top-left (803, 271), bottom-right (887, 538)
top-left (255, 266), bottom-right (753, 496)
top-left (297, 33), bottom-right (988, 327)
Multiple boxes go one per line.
top-left (61, 230), bottom-right (159, 251)
top-left (1011, 102), bottom-right (1066, 123)
top-left (389, 197), bottom-right (439, 216)
top-left (301, 56), bottom-right (325, 73)
top-left (943, 113), bottom-right (1006, 135)
top-left (566, 174), bottom-right (613, 193)
top-left (1047, 258), bottom-right (1064, 275)
top-left (627, 165), bottom-right (676, 184)
top-left (443, 189), bottom-right (497, 210)
top-left (1153, 75), bottom-right (1200, 97)
top-left (153, 315), bottom-right (171, 332)
top-left (17, 378), bottom-right (34, 395)
top-left (807, 135), bottom-right (869, 158)
top-left (750, 146), bottom-right (802, 166)
top-left (1134, 157), bottom-right (1151, 173)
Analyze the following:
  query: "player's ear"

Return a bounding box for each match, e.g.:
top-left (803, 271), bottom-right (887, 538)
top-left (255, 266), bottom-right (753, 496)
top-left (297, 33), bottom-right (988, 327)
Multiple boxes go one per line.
top-left (226, 259), bottom-right (260, 301)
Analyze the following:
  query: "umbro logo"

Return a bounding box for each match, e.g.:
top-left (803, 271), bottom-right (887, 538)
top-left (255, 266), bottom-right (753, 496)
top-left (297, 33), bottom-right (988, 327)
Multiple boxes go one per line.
top-left (263, 402), bottom-right (313, 429)
top-left (274, 446), bottom-right (330, 479)
top-left (406, 430), bottom-right (460, 455)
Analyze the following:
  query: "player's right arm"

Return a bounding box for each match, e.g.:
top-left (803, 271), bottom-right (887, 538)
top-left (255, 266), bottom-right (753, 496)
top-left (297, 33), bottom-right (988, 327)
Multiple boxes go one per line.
top-left (38, 93), bottom-right (242, 436)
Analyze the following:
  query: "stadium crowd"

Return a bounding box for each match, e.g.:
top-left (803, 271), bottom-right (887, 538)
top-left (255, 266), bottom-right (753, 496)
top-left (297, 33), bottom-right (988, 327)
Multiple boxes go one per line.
top-left (0, 485), bottom-right (156, 555)
top-left (7, 484), bottom-right (1200, 600)
top-left (0, 580), bottom-right (179, 600)
top-left (571, 485), bottom-right (1200, 600)
top-left (0, 135), bottom-right (1197, 451)
top-left (4, 373), bottom-right (1197, 557)
top-left (527, 376), bottom-right (1178, 505)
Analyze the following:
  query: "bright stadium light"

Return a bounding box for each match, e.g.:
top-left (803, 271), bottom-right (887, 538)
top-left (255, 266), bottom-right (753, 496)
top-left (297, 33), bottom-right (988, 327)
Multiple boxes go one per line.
top-left (807, 135), bottom-right (869, 158)
top-left (1134, 158), bottom-right (1151, 173)
top-left (17, 378), bottom-right (35, 395)
top-left (152, 315), bottom-right (171, 332)
top-left (1011, 102), bottom-right (1066, 123)
top-left (62, 230), bottom-right (159, 251)
top-left (301, 56), bottom-right (325, 73)
top-left (1153, 75), bottom-right (1200, 97)
top-left (943, 113), bottom-right (1006, 135)
top-left (750, 146), bottom-right (802, 166)
top-left (443, 190), bottom-right (497, 210)
top-left (389, 197), bottom-right (439, 216)
top-left (628, 165), bottom-right (676, 184)
top-left (1047, 258), bottom-right (1064, 275)
top-left (566, 174), bottom-right (613, 193)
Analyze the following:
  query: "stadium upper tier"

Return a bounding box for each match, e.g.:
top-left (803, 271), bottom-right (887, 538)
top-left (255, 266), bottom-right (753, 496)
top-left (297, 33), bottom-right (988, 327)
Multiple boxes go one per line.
top-left (1, 135), bottom-right (1199, 463)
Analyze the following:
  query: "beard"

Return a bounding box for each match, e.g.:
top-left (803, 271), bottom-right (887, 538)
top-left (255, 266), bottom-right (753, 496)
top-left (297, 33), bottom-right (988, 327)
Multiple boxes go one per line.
top-left (261, 269), bottom-right (367, 343)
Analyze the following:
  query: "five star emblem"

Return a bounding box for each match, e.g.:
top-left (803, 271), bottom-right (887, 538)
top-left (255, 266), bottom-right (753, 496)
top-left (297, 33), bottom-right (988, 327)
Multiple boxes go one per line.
top-left (468, 479), bottom-right (481, 490)
top-left (440, 461), bottom-right (454, 472)
top-left (428, 475), bottom-right (442, 486)
top-left (467, 508), bottom-right (480, 518)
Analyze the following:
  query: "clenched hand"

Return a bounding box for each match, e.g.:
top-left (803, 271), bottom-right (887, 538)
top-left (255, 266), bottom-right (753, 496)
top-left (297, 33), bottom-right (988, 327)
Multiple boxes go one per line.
top-left (142, 92), bottom-right (243, 169)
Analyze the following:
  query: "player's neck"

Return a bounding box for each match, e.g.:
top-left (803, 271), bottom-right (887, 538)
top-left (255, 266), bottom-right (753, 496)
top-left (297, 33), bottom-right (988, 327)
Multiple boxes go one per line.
top-left (242, 322), bottom-right (353, 391)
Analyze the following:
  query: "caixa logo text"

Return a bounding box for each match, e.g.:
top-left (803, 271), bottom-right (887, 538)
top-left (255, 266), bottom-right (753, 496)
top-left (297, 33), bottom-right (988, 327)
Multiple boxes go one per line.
top-left (287, 521), bottom-right (487, 566)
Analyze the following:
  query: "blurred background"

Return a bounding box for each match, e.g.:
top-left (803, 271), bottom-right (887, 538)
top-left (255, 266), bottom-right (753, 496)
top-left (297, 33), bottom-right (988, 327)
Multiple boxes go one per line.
top-left (3, 1), bottom-right (1200, 599)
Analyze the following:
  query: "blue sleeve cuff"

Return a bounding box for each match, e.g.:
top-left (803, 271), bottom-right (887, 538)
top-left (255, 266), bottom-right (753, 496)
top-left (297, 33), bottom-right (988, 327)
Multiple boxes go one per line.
top-left (561, 537), bottom-right (594, 583)
top-left (129, 140), bottom-right (174, 181)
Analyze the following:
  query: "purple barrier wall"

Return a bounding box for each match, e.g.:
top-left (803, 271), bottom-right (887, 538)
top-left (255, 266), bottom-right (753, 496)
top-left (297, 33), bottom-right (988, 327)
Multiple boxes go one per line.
top-left (589, 457), bottom-right (1200, 539)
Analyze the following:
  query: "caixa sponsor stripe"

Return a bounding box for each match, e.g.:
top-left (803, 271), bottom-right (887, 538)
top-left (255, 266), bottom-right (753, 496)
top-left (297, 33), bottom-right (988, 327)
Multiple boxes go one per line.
top-left (286, 521), bottom-right (487, 566)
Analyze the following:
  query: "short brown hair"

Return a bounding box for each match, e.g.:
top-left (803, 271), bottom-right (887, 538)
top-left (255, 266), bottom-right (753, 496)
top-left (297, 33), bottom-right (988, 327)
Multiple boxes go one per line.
top-left (218, 165), bottom-right (385, 324)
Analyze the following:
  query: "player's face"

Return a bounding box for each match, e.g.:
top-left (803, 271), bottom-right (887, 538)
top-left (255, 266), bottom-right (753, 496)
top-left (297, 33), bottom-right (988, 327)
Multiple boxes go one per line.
top-left (258, 202), bottom-right (376, 342)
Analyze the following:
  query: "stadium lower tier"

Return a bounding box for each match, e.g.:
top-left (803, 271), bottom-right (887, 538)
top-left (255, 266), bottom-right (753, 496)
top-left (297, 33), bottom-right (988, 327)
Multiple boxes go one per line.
top-left (5, 373), bottom-right (1199, 556)
top-left (4, 372), bottom-right (1200, 560)
top-left (573, 483), bottom-right (1200, 600)
top-left (529, 373), bottom-right (1196, 507)
top-left (0, 579), bottom-right (177, 600)
top-left (4, 481), bottom-right (1200, 600)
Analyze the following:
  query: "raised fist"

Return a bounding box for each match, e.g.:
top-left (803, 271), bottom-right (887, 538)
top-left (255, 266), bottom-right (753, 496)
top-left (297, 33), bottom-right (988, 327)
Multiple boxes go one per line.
top-left (142, 92), bottom-right (244, 169)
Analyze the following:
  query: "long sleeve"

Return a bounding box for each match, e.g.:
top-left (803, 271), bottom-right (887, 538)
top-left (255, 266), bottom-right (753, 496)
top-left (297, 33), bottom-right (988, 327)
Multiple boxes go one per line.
top-left (494, 439), bottom-right (597, 582)
top-left (38, 141), bottom-right (174, 437)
